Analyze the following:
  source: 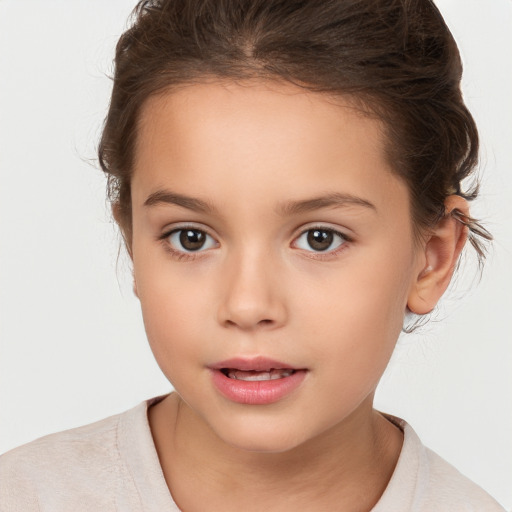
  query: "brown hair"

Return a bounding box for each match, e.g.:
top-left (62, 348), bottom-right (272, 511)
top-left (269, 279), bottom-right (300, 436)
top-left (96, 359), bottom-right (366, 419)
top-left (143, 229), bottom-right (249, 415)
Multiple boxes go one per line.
top-left (98, 0), bottom-right (491, 260)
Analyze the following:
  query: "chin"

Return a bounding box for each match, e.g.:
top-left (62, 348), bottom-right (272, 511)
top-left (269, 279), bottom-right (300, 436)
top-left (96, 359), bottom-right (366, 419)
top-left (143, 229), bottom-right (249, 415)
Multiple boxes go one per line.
top-left (208, 414), bottom-right (313, 454)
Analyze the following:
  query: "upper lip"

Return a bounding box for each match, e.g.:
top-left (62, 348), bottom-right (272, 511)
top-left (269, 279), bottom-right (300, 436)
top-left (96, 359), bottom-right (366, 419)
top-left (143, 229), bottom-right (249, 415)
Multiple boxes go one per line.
top-left (209, 357), bottom-right (299, 371)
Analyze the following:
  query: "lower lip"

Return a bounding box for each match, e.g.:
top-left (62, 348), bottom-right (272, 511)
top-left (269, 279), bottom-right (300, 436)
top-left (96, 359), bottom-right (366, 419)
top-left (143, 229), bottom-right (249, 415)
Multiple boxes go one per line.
top-left (211, 369), bottom-right (307, 405)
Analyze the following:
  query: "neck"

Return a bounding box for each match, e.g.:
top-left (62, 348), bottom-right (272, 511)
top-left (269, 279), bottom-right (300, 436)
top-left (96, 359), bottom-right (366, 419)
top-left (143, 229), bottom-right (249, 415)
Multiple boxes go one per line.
top-left (149, 393), bottom-right (403, 512)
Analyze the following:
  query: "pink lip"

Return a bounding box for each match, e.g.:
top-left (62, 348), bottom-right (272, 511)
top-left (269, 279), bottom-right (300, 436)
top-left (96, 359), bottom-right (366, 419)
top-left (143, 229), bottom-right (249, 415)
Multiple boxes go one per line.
top-left (209, 357), bottom-right (307, 405)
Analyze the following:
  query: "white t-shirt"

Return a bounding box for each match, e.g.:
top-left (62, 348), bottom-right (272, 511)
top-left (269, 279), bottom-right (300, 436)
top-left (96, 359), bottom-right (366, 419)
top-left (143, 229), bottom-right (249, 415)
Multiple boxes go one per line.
top-left (0, 395), bottom-right (505, 511)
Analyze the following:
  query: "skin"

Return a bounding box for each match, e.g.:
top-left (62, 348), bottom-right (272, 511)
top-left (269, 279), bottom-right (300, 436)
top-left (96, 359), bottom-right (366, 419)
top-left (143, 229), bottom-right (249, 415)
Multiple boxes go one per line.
top-left (125, 80), bottom-right (468, 511)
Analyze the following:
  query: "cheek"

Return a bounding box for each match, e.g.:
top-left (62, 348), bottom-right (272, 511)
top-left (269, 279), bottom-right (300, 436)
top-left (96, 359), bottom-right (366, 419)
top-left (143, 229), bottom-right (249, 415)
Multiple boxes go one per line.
top-left (297, 249), bottom-right (414, 371)
top-left (135, 262), bottom-right (215, 376)
top-left (301, 250), bottom-right (411, 328)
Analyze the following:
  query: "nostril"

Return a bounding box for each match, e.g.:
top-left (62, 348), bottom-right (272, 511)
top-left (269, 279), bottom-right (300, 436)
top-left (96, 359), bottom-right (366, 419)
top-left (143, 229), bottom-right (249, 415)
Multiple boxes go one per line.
top-left (223, 317), bottom-right (275, 330)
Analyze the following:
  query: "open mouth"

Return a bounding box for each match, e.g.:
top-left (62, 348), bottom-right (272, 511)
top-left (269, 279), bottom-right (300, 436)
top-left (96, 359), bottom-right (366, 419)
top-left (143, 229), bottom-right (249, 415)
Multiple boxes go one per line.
top-left (220, 368), bottom-right (296, 381)
top-left (211, 360), bottom-right (307, 404)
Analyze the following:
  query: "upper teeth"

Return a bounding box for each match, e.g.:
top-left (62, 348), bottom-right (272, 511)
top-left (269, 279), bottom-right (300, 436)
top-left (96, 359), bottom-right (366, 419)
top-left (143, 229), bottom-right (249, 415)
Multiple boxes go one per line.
top-left (226, 369), bottom-right (294, 381)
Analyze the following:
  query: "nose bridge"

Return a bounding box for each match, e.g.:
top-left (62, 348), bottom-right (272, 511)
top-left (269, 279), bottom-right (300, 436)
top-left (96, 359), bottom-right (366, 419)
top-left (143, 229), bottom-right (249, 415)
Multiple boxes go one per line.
top-left (218, 242), bottom-right (286, 330)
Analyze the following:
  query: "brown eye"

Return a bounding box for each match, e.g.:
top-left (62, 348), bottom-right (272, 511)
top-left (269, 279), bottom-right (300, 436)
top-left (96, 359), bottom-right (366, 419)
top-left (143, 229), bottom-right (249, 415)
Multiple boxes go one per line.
top-left (294, 228), bottom-right (347, 253)
top-left (167, 229), bottom-right (216, 252)
top-left (180, 230), bottom-right (206, 250)
top-left (307, 229), bottom-right (333, 251)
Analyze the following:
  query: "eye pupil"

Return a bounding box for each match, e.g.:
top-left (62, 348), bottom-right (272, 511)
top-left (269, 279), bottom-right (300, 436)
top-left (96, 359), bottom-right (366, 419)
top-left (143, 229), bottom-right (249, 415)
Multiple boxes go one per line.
top-left (307, 229), bottom-right (333, 251)
top-left (179, 229), bottom-right (206, 251)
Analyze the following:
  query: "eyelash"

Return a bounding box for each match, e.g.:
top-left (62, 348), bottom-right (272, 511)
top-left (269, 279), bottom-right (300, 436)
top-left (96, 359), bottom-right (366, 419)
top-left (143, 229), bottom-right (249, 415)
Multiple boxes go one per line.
top-left (158, 225), bottom-right (352, 261)
top-left (158, 225), bottom-right (217, 261)
top-left (293, 225), bottom-right (351, 260)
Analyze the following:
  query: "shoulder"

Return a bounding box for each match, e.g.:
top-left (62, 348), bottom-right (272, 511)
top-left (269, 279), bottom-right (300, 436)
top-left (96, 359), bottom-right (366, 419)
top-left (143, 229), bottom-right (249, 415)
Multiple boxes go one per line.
top-left (0, 403), bottom-right (146, 512)
top-left (374, 414), bottom-right (506, 512)
top-left (421, 446), bottom-right (505, 511)
top-left (1, 407), bottom-right (122, 467)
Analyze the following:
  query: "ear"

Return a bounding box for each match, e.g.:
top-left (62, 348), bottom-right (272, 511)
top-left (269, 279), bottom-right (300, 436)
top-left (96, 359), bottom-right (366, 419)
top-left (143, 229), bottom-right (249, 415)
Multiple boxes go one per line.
top-left (112, 203), bottom-right (138, 298)
top-left (112, 202), bottom-right (133, 259)
top-left (407, 195), bottom-right (469, 315)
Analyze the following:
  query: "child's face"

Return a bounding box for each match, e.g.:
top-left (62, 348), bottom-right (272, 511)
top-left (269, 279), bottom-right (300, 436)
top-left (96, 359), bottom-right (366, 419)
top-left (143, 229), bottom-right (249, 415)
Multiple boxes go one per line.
top-left (130, 80), bottom-right (425, 452)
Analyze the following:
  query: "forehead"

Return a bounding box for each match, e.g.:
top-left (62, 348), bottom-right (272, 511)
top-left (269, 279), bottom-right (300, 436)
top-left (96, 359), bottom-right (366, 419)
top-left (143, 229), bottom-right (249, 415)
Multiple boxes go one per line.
top-left (132, 79), bottom-right (408, 223)
top-left (135, 80), bottom-right (383, 170)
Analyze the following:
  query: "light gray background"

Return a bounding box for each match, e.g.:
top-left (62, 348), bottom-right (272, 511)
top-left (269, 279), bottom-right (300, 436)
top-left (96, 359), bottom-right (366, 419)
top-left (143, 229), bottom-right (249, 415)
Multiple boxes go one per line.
top-left (0, 0), bottom-right (511, 508)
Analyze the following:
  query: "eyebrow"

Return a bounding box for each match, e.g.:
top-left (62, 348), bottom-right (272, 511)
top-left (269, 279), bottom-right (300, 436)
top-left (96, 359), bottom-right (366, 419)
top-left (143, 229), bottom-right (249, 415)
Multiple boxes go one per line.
top-left (143, 189), bottom-right (376, 216)
top-left (277, 192), bottom-right (376, 216)
top-left (144, 190), bottom-right (216, 213)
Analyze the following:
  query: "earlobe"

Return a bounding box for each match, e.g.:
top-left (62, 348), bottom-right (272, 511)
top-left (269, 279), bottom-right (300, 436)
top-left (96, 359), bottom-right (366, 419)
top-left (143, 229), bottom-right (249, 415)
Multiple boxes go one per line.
top-left (407, 196), bottom-right (469, 315)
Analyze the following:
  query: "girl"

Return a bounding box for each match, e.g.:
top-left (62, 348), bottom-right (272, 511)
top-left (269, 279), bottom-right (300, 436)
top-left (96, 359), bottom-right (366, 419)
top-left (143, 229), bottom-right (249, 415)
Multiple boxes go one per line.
top-left (0, 0), bottom-right (509, 510)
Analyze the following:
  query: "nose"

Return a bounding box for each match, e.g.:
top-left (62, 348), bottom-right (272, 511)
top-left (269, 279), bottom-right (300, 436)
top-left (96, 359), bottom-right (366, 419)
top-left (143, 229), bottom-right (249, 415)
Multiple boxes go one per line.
top-left (217, 249), bottom-right (287, 331)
